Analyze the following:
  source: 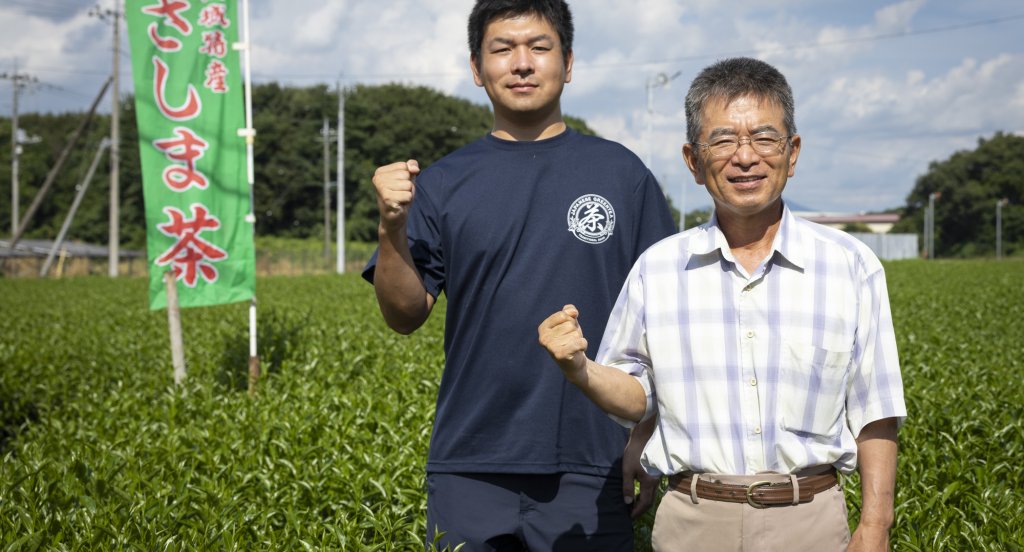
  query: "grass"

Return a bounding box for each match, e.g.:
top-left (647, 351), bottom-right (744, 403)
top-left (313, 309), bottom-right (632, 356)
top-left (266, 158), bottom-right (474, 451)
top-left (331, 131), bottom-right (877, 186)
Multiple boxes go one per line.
top-left (1, 259), bottom-right (1022, 550)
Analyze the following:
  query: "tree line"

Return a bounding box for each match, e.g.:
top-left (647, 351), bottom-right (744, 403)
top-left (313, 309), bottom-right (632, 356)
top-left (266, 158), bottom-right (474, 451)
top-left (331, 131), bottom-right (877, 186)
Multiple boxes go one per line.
top-left (0, 83), bottom-right (612, 250)
top-left (890, 132), bottom-right (1022, 257)
top-left (0, 83), bottom-right (1019, 257)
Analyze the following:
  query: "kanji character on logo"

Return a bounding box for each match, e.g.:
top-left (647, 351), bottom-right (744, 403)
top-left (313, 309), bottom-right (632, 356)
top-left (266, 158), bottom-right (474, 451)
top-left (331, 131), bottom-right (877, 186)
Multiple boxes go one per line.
top-left (198, 4), bottom-right (230, 28)
top-left (204, 60), bottom-right (229, 93)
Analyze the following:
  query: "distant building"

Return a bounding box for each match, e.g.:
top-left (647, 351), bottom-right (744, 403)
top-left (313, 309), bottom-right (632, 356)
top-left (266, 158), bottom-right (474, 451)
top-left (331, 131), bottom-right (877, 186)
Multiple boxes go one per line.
top-left (794, 212), bottom-right (901, 234)
top-left (789, 212), bottom-right (917, 260)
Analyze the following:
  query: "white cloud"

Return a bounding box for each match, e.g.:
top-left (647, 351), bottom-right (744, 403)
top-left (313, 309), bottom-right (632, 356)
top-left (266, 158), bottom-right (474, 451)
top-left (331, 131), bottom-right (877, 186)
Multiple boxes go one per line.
top-left (806, 53), bottom-right (1024, 135)
top-left (873, 0), bottom-right (926, 31)
top-left (1013, 82), bottom-right (1024, 111)
top-left (1, 0), bottom-right (1020, 212)
top-left (291, 2), bottom-right (349, 50)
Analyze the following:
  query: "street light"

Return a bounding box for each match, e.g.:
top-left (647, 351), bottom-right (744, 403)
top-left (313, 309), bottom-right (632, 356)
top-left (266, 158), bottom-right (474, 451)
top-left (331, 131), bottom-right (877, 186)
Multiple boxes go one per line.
top-left (996, 198), bottom-right (1009, 260)
top-left (645, 71), bottom-right (682, 230)
top-left (645, 71), bottom-right (681, 170)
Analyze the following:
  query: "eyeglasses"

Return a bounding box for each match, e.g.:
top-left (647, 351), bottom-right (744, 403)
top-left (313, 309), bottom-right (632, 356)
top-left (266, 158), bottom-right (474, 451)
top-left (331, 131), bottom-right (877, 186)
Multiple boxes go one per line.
top-left (692, 133), bottom-right (791, 159)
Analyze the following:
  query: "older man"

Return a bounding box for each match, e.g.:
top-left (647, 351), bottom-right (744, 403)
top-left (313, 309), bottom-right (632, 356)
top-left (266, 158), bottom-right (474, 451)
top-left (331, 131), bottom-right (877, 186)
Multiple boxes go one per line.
top-left (539, 57), bottom-right (906, 552)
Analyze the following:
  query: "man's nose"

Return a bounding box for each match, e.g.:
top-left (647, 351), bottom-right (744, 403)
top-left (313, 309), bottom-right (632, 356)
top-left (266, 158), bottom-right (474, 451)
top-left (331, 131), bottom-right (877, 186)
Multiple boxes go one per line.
top-left (733, 138), bottom-right (761, 166)
top-left (511, 47), bottom-right (533, 74)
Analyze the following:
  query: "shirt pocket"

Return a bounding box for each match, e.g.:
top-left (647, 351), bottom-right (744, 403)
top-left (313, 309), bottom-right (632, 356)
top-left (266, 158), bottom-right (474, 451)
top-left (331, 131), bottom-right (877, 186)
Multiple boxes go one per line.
top-left (778, 340), bottom-right (852, 441)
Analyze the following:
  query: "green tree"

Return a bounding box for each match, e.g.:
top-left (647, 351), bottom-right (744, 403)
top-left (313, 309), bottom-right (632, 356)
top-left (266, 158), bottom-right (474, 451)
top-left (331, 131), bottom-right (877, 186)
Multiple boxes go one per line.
top-left (892, 132), bottom-right (1023, 257)
top-left (340, 83), bottom-right (493, 241)
top-left (339, 83), bottom-right (598, 241)
top-left (0, 104), bottom-right (145, 248)
top-left (1, 83), bottom-right (601, 248)
top-left (250, 82), bottom-right (337, 238)
top-left (684, 207), bottom-right (712, 230)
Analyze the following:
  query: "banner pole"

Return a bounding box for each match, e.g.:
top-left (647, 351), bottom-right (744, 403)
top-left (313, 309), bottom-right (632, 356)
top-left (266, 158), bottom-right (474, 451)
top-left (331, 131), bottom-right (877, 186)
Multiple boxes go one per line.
top-left (336, 79), bottom-right (345, 274)
top-left (238, 0), bottom-right (260, 395)
top-left (164, 270), bottom-right (187, 385)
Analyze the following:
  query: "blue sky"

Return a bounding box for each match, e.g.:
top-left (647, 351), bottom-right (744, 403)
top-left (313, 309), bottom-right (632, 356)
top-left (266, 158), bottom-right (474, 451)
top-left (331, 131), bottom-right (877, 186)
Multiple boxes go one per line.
top-left (2, 0), bottom-right (1022, 214)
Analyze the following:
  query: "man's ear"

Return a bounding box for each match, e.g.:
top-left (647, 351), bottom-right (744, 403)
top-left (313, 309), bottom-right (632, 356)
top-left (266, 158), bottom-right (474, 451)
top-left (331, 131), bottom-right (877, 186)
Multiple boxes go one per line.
top-left (470, 54), bottom-right (483, 87)
top-left (564, 49), bottom-right (574, 83)
top-left (786, 134), bottom-right (801, 178)
top-left (682, 143), bottom-right (706, 186)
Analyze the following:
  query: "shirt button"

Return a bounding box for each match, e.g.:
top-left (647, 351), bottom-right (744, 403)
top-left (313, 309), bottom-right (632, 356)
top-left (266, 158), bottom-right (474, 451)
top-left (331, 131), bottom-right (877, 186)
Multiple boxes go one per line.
top-left (749, 378), bottom-right (757, 386)
top-left (746, 330), bottom-right (755, 339)
top-left (754, 427), bottom-right (762, 434)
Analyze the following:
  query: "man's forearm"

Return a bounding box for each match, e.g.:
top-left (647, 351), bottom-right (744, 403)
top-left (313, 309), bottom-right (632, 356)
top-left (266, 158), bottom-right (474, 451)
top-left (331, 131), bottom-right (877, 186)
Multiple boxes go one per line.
top-left (855, 417), bottom-right (898, 529)
top-left (567, 359), bottom-right (648, 422)
top-left (374, 225), bottom-right (433, 334)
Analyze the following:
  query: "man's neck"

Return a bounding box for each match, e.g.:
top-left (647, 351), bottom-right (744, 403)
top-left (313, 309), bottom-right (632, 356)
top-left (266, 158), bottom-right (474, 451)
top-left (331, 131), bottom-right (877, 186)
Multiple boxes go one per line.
top-left (716, 201), bottom-right (784, 274)
top-left (491, 107), bottom-right (566, 141)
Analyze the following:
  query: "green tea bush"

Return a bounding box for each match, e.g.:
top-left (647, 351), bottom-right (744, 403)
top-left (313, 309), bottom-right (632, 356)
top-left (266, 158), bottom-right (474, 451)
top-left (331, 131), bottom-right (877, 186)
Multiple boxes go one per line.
top-left (877, 261), bottom-right (1023, 551)
top-left (1, 260), bottom-right (1022, 550)
top-left (1, 276), bottom-right (442, 550)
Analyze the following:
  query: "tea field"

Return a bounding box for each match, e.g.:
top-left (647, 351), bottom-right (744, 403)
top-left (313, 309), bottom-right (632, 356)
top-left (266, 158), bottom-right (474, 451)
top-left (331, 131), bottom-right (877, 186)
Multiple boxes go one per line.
top-left (1, 260), bottom-right (1022, 550)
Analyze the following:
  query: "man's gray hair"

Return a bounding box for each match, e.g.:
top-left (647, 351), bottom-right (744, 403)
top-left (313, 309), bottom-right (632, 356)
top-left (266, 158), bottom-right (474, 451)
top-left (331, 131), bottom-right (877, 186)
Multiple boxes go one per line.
top-left (685, 57), bottom-right (796, 145)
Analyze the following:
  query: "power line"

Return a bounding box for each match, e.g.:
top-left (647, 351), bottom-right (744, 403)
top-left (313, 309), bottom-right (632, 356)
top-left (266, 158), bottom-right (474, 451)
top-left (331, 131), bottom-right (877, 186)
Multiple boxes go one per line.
top-left (252, 12), bottom-right (1024, 81)
top-left (6, 10), bottom-right (1020, 83)
top-left (592, 13), bottom-right (1024, 70)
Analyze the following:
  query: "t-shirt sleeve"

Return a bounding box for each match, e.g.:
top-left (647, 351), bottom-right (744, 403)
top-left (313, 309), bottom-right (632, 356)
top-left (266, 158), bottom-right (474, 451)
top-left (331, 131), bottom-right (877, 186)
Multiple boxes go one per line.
top-left (631, 170), bottom-right (677, 258)
top-left (361, 169), bottom-right (446, 299)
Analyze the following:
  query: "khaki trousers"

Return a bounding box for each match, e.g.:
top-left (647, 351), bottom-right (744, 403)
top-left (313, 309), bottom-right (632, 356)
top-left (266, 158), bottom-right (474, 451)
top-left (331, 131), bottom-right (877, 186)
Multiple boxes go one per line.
top-left (651, 473), bottom-right (851, 552)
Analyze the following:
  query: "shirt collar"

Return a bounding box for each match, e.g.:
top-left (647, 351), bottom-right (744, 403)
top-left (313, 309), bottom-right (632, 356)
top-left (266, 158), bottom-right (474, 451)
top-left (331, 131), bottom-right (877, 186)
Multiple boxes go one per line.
top-left (688, 201), bottom-right (808, 271)
top-left (774, 204), bottom-right (807, 270)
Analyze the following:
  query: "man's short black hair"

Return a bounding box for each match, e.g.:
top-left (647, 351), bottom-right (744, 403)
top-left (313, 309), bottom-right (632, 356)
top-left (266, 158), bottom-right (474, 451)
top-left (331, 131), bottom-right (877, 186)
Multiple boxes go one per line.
top-left (685, 57), bottom-right (797, 145)
top-left (468, 0), bottom-right (574, 67)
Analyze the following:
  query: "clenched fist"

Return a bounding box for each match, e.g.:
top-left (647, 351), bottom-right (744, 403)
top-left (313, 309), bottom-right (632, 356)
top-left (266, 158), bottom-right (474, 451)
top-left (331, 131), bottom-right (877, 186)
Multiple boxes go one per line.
top-left (538, 304), bottom-right (589, 378)
top-left (373, 160), bottom-right (420, 230)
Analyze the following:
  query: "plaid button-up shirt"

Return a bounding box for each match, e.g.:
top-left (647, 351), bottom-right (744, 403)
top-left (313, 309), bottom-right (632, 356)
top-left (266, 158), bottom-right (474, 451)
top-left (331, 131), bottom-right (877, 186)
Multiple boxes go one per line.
top-left (596, 205), bottom-right (906, 475)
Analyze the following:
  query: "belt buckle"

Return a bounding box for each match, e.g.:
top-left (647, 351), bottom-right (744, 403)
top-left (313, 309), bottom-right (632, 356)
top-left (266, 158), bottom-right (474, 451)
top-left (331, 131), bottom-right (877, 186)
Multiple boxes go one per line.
top-left (746, 480), bottom-right (775, 509)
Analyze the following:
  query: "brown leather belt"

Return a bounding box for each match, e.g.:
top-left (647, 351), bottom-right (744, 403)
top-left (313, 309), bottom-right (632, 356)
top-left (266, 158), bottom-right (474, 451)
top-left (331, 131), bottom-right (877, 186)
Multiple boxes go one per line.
top-left (668, 469), bottom-right (839, 508)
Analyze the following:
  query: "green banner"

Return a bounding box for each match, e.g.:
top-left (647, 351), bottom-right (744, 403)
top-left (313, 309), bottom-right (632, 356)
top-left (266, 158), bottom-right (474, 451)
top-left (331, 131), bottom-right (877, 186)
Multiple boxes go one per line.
top-left (126, 0), bottom-right (254, 310)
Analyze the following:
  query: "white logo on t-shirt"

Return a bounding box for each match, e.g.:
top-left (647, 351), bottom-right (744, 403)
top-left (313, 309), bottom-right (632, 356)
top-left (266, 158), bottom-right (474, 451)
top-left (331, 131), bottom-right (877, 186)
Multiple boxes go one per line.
top-left (567, 194), bottom-right (616, 244)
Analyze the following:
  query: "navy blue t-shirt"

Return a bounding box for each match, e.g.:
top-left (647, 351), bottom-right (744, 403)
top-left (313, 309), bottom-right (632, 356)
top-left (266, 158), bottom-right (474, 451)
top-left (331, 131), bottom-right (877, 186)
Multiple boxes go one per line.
top-left (363, 128), bottom-right (675, 476)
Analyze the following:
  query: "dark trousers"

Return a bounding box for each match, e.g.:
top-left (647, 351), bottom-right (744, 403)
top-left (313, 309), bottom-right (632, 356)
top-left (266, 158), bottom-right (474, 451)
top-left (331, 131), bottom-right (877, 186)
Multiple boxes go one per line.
top-left (426, 472), bottom-right (634, 551)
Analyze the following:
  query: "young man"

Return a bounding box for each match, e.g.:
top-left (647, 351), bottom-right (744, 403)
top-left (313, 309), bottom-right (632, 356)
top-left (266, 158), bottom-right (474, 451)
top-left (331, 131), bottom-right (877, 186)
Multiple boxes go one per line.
top-left (362, 1), bottom-right (676, 549)
top-left (540, 57), bottom-right (906, 552)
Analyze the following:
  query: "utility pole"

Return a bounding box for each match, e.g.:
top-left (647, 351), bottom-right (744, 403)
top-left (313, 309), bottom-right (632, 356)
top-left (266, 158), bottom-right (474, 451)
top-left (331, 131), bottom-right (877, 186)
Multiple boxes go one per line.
top-left (927, 192), bottom-right (941, 260)
top-left (2, 63), bottom-right (37, 237)
top-left (9, 64), bottom-right (16, 237)
top-left (336, 80), bottom-right (346, 274)
top-left (90, 1), bottom-right (122, 276)
top-left (925, 199), bottom-right (933, 258)
top-left (4, 77), bottom-right (112, 260)
top-left (996, 198), bottom-right (1009, 260)
top-left (41, 139), bottom-right (111, 277)
top-left (320, 118), bottom-right (333, 260)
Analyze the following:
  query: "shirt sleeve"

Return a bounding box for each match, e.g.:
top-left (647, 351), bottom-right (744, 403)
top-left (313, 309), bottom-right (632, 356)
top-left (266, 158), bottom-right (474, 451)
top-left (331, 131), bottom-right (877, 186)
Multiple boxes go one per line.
top-left (361, 168), bottom-right (446, 299)
top-left (845, 264), bottom-right (907, 437)
top-left (596, 259), bottom-right (657, 427)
